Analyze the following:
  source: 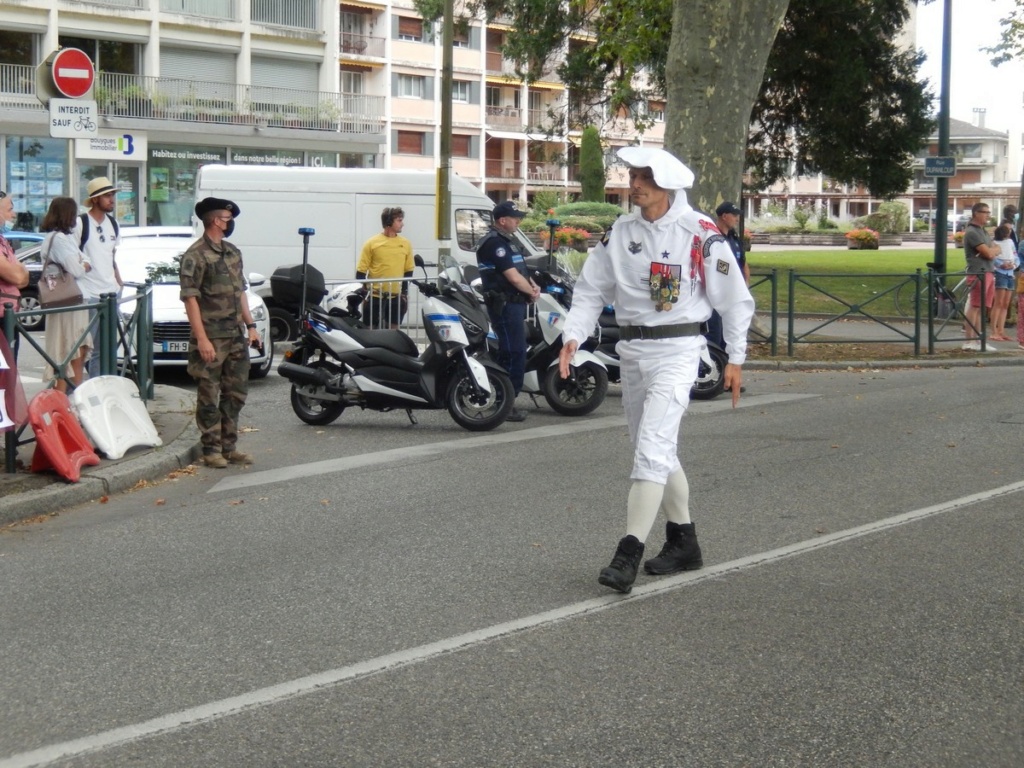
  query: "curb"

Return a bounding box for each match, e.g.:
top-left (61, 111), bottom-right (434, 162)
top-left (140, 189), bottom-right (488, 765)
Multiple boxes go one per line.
top-left (746, 354), bottom-right (1024, 372)
top-left (0, 387), bottom-right (202, 528)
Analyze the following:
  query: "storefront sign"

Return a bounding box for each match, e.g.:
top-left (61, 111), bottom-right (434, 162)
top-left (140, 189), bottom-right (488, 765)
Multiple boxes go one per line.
top-left (76, 131), bottom-right (147, 160)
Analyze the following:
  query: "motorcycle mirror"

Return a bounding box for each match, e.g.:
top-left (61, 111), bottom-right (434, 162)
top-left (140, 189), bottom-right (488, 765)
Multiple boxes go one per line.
top-left (414, 254), bottom-right (425, 268)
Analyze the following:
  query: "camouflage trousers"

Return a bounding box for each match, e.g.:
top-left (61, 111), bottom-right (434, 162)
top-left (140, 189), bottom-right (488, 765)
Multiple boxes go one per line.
top-left (187, 335), bottom-right (249, 455)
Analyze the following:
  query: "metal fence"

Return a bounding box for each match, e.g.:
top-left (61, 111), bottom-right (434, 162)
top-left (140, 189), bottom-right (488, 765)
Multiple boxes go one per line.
top-left (0, 64), bottom-right (386, 135)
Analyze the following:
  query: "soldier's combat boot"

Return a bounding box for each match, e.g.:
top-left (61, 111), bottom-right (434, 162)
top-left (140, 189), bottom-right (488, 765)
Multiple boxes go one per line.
top-left (202, 453), bottom-right (228, 469)
top-left (643, 522), bottom-right (703, 575)
top-left (598, 535), bottom-right (645, 593)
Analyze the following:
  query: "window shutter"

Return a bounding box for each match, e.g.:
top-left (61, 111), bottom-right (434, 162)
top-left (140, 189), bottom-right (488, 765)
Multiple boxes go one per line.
top-left (469, 81), bottom-right (479, 105)
top-left (252, 57), bottom-right (318, 92)
top-left (424, 132), bottom-right (434, 156)
top-left (160, 47), bottom-right (234, 83)
top-left (424, 76), bottom-right (434, 100)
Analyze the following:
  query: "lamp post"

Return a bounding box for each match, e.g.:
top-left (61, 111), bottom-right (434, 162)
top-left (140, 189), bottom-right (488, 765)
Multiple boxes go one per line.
top-left (933, 0), bottom-right (952, 276)
top-left (436, 0), bottom-right (454, 268)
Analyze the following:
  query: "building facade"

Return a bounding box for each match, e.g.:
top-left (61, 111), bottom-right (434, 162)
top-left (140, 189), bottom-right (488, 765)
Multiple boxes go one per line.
top-left (0, 0), bottom-right (666, 230)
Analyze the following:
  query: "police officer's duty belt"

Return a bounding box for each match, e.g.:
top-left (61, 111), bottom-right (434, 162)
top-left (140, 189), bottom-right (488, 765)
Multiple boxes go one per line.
top-left (619, 323), bottom-right (701, 341)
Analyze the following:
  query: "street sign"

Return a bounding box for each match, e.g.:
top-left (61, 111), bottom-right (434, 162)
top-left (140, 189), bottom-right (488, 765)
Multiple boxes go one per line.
top-left (49, 98), bottom-right (98, 138)
top-left (924, 156), bottom-right (956, 178)
top-left (51, 48), bottom-right (95, 98)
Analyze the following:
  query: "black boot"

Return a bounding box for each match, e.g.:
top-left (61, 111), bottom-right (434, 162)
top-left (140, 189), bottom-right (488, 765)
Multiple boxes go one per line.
top-left (643, 522), bottom-right (703, 575)
top-left (598, 535), bottom-right (645, 593)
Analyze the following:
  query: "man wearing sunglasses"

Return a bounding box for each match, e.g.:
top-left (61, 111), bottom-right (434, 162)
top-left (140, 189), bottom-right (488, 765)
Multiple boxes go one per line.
top-left (76, 177), bottom-right (123, 377)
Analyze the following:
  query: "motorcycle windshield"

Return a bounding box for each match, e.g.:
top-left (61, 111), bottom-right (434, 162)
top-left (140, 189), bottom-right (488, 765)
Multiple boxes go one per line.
top-left (437, 252), bottom-right (476, 302)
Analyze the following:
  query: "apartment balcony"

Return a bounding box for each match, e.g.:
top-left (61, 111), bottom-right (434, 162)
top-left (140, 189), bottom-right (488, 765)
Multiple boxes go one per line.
top-left (485, 160), bottom-right (522, 180)
top-left (527, 162), bottom-right (561, 182)
top-left (0, 65), bottom-right (385, 135)
top-left (340, 32), bottom-right (386, 57)
top-left (252, 0), bottom-right (320, 30)
top-left (485, 105), bottom-right (523, 129)
top-left (160, 0), bottom-right (239, 20)
top-left (84, 0), bottom-right (145, 7)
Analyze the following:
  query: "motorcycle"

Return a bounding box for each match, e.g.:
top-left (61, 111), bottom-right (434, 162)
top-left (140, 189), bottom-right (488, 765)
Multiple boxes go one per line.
top-left (534, 254), bottom-right (728, 401)
top-left (517, 268), bottom-right (609, 416)
top-left (277, 253), bottom-right (515, 431)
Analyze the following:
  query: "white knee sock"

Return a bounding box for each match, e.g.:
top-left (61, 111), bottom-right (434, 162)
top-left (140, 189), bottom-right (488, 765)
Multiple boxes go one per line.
top-left (625, 480), bottom-right (664, 543)
top-left (661, 469), bottom-right (691, 524)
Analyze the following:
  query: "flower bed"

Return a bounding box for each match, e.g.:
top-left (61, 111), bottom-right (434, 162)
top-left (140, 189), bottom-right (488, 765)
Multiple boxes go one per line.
top-left (845, 228), bottom-right (880, 249)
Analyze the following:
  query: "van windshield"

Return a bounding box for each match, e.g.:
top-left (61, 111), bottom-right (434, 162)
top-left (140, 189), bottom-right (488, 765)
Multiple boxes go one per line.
top-left (455, 207), bottom-right (540, 257)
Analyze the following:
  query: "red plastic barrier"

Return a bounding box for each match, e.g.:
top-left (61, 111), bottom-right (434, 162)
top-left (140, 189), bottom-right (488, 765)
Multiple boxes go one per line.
top-left (29, 389), bottom-right (101, 483)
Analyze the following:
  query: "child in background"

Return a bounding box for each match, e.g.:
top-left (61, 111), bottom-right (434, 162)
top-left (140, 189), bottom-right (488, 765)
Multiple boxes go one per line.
top-left (991, 224), bottom-right (1018, 341)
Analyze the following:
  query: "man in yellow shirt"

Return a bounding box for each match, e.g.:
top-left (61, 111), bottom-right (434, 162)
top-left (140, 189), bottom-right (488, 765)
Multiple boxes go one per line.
top-left (356, 207), bottom-right (414, 329)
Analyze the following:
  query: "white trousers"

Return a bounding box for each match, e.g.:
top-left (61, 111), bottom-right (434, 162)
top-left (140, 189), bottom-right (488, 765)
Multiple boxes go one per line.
top-left (619, 339), bottom-right (701, 483)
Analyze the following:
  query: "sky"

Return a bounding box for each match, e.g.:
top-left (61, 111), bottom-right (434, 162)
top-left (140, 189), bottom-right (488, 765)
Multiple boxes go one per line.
top-left (915, 0), bottom-right (1024, 133)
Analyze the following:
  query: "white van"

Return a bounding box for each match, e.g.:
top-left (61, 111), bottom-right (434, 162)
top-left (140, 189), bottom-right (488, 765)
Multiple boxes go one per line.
top-left (193, 164), bottom-right (543, 339)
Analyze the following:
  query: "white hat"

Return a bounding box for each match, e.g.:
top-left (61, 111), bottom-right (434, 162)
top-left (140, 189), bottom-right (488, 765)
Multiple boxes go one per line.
top-left (617, 147), bottom-right (695, 190)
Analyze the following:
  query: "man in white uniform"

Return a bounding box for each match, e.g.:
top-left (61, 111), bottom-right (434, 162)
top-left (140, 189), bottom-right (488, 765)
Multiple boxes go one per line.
top-left (76, 177), bottom-right (123, 378)
top-left (558, 147), bottom-right (755, 593)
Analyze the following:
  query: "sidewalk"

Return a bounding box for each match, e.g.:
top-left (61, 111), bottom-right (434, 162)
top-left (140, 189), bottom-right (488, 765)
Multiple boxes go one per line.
top-left (0, 384), bottom-right (200, 527)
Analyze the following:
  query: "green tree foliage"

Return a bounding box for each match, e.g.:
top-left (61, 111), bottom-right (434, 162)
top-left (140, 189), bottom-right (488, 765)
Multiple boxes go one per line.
top-left (417, 0), bottom-right (932, 208)
top-left (748, 0), bottom-right (935, 199)
top-left (986, 0), bottom-right (1024, 64)
top-left (578, 126), bottom-right (605, 201)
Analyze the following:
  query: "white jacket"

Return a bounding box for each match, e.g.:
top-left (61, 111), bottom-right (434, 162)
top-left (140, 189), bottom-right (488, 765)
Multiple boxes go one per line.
top-left (561, 194), bottom-right (755, 365)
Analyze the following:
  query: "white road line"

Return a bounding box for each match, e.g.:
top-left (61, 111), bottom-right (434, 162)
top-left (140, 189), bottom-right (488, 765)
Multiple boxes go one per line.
top-left (4, 476), bottom-right (1020, 768)
top-left (209, 393), bottom-right (818, 494)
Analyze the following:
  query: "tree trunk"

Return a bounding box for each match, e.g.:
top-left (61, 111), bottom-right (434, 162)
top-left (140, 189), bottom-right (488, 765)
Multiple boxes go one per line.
top-left (665, 0), bottom-right (790, 214)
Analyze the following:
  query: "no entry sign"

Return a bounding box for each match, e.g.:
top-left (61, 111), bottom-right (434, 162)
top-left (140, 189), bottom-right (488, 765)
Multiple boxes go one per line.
top-left (51, 48), bottom-right (95, 98)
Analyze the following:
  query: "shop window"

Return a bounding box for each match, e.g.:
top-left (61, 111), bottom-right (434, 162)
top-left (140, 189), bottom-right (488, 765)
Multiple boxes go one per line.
top-left (4, 136), bottom-right (70, 232)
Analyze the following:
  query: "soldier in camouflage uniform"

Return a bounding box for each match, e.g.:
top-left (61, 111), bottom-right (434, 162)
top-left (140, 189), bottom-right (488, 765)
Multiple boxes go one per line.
top-left (180, 197), bottom-right (261, 469)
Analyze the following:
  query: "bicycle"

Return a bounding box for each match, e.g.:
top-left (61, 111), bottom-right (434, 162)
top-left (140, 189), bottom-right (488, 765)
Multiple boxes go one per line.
top-left (73, 116), bottom-right (96, 132)
top-left (893, 263), bottom-right (968, 319)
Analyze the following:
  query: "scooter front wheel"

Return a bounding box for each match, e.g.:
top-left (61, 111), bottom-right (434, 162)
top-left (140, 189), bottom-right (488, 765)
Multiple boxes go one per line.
top-left (289, 360), bottom-right (346, 425)
top-left (690, 344), bottom-right (727, 400)
top-left (542, 362), bottom-right (608, 416)
top-left (446, 366), bottom-right (514, 431)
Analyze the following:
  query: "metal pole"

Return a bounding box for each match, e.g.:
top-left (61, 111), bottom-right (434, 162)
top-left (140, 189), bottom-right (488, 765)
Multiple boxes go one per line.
top-left (436, 0), bottom-right (454, 271)
top-left (933, 0), bottom-right (952, 275)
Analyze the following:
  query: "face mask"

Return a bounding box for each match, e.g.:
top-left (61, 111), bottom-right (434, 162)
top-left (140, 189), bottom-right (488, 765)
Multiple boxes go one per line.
top-left (2, 218), bottom-right (14, 233)
top-left (224, 220), bottom-right (235, 238)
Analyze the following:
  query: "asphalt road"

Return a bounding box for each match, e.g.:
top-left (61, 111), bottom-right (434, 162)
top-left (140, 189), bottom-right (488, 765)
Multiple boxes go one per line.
top-left (1, 365), bottom-right (1022, 767)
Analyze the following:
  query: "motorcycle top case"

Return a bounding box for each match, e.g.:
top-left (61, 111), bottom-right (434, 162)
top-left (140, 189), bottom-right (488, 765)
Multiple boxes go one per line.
top-left (270, 264), bottom-right (328, 308)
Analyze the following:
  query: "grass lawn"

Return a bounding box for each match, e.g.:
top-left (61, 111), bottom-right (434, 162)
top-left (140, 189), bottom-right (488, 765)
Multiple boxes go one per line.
top-left (748, 248), bottom-right (965, 316)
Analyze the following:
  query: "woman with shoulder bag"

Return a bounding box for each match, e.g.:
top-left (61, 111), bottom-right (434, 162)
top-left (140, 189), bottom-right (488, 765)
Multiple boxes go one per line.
top-left (40, 197), bottom-right (92, 392)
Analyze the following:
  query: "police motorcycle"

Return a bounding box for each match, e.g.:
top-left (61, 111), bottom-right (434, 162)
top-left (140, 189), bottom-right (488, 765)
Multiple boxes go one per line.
top-left (504, 266), bottom-right (609, 416)
top-left (277, 251), bottom-right (515, 431)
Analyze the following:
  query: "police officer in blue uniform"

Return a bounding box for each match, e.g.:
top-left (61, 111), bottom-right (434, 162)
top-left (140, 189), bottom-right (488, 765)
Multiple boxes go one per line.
top-left (476, 200), bottom-right (540, 422)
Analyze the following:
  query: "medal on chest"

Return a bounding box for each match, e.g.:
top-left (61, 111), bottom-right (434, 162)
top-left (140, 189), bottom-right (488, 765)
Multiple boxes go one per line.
top-left (648, 261), bottom-right (682, 311)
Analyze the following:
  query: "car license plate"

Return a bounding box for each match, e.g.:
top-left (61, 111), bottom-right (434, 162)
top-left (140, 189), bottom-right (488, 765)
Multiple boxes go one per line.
top-left (159, 341), bottom-right (190, 353)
